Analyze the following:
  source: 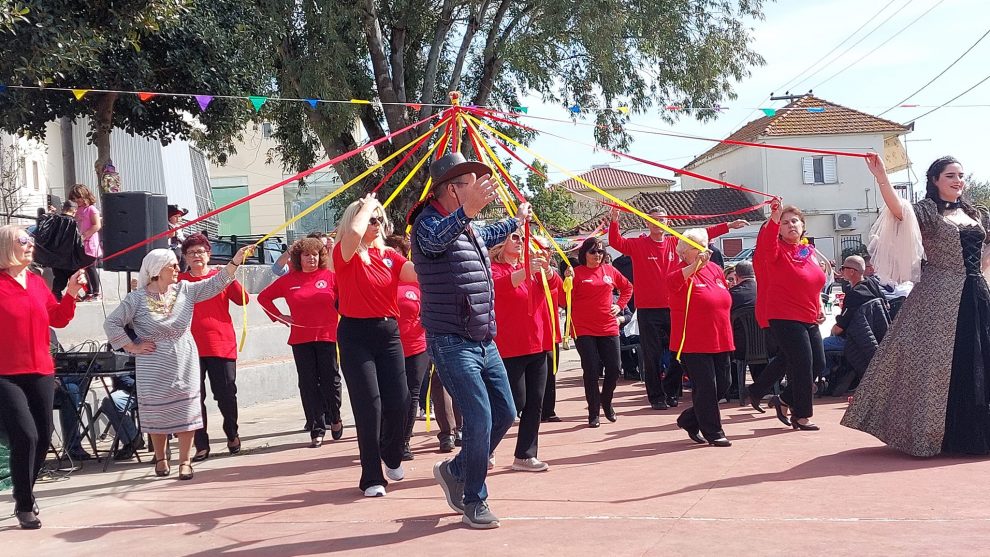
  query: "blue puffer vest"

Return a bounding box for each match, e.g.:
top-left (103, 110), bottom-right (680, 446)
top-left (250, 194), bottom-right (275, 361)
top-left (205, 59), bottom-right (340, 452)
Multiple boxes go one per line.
top-left (411, 204), bottom-right (496, 341)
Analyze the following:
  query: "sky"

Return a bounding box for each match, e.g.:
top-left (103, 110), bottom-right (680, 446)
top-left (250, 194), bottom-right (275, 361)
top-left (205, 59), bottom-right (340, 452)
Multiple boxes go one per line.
top-left (519, 0), bottom-right (990, 189)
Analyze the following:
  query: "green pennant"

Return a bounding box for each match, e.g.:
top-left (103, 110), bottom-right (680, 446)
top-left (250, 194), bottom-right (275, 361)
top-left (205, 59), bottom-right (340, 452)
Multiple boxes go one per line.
top-left (760, 108), bottom-right (776, 117)
top-left (512, 106), bottom-right (528, 114)
top-left (249, 95), bottom-right (268, 112)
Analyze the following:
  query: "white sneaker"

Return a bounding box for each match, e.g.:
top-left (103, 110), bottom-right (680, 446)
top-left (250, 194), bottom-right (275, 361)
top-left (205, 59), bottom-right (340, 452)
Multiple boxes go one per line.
top-left (511, 457), bottom-right (549, 472)
top-left (385, 464), bottom-right (405, 481)
top-left (364, 485), bottom-right (386, 497)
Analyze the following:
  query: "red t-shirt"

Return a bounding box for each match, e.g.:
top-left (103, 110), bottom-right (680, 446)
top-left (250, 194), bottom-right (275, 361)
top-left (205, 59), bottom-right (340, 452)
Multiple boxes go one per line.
top-left (257, 268), bottom-right (339, 345)
top-left (332, 244), bottom-right (405, 318)
top-left (666, 261), bottom-right (734, 354)
top-left (179, 269), bottom-right (249, 359)
top-left (397, 282), bottom-right (426, 357)
top-left (608, 221), bottom-right (729, 308)
top-left (491, 261), bottom-right (560, 358)
top-left (1, 272), bottom-right (76, 375)
top-left (570, 263), bottom-right (633, 337)
top-left (755, 219), bottom-right (826, 325)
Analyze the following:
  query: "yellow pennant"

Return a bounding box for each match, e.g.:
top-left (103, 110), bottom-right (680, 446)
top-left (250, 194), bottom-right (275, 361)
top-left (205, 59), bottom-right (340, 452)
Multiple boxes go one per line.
top-left (71, 89), bottom-right (89, 100)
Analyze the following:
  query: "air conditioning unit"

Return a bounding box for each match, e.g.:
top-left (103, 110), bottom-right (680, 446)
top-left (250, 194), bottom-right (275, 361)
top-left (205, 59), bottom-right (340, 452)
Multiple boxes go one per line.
top-left (834, 211), bottom-right (858, 230)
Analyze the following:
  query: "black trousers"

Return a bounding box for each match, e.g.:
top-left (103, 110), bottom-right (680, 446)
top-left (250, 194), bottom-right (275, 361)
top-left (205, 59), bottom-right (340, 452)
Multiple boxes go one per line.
top-left (750, 320), bottom-right (823, 420)
top-left (0, 373), bottom-right (54, 512)
top-left (290, 341), bottom-right (342, 439)
top-left (575, 335), bottom-right (621, 419)
top-left (638, 308), bottom-right (665, 403)
top-left (505, 352), bottom-right (548, 459)
top-left (51, 268), bottom-right (74, 300)
top-left (84, 261), bottom-right (100, 297)
top-left (658, 308), bottom-right (686, 399)
top-left (541, 345), bottom-right (560, 420)
top-left (403, 350), bottom-right (430, 443)
top-left (429, 367), bottom-right (461, 439)
top-left (677, 352), bottom-right (732, 440)
top-left (337, 317), bottom-right (409, 491)
top-left (194, 357), bottom-right (240, 451)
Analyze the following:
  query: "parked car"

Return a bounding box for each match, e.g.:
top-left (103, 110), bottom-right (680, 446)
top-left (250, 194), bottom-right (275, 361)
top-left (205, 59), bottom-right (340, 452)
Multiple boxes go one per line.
top-left (209, 235), bottom-right (286, 266)
top-left (724, 247), bottom-right (755, 266)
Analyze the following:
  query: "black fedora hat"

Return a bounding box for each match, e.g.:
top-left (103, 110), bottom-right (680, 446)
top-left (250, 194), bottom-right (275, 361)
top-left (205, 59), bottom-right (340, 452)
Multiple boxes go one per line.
top-left (429, 153), bottom-right (491, 186)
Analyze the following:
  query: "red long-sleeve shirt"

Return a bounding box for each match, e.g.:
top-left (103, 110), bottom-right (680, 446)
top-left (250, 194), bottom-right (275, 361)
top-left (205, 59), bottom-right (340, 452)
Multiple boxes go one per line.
top-left (608, 221), bottom-right (729, 308)
top-left (1, 271), bottom-right (76, 375)
top-left (570, 263), bottom-right (633, 337)
top-left (666, 261), bottom-right (735, 354)
top-left (397, 282), bottom-right (427, 357)
top-left (754, 219), bottom-right (826, 326)
top-left (491, 262), bottom-right (561, 358)
top-left (257, 269), bottom-right (339, 345)
top-left (178, 269), bottom-right (249, 360)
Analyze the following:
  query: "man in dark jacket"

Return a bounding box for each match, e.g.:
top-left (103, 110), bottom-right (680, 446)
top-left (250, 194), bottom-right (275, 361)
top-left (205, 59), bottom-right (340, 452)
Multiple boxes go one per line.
top-left (729, 260), bottom-right (757, 310)
top-left (411, 152), bottom-right (528, 529)
top-left (823, 255), bottom-right (886, 369)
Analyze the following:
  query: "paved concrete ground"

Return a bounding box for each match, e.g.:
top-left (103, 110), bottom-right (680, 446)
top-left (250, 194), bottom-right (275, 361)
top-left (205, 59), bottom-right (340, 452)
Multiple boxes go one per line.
top-left (4, 347), bottom-right (990, 556)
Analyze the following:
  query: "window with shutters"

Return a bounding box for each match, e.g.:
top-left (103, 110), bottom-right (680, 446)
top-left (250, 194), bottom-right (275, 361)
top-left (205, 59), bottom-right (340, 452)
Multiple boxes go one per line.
top-left (801, 155), bottom-right (838, 185)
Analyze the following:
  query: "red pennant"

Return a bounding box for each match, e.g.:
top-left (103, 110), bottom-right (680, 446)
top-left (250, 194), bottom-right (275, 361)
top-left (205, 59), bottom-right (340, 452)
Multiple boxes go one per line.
top-left (407, 103), bottom-right (423, 110)
top-left (137, 92), bottom-right (156, 102)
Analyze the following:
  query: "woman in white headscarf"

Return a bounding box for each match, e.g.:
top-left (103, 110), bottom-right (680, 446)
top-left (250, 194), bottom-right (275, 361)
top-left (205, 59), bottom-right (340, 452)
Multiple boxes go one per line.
top-left (105, 246), bottom-right (252, 480)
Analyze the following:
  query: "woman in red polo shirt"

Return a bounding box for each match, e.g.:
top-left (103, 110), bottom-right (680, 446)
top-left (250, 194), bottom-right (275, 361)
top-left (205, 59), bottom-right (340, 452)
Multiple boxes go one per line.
top-left (667, 228), bottom-right (734, 447)
top-left (0, 225), bottom-right (84, 529)
top-left (178, 233), bottom-right (249, 461)
top-left (334, 194), bottom-right (417, 498)
top-left (490, 232), bottom-right (561, 471)
top-left (750, 199), bottom-right (827, 430)
top-left (570, 237), bottom-right (633, 428)
top-left (258, 236), bottom-right (343, 448)
top-left (384, 234), bottom-right (429, 462)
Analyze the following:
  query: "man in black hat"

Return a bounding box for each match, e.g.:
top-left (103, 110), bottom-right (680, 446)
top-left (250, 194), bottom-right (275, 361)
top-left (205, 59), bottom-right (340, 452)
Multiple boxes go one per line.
top-left (412, 152), bottom-right (529, 529)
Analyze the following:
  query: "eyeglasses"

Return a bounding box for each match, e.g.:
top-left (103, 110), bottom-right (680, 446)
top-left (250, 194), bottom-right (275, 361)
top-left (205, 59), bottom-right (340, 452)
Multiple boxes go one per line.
top-left (185, 249), bottom-right (209, 256)
top-left (369, 217), bottom-right (382, 226)
top-left (16, 236), bottom-right (34, 246)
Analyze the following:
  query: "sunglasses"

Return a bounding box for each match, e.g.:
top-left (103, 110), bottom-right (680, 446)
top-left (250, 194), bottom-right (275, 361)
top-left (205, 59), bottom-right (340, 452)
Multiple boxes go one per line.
top-left (369, 217), bottom-right (383, 226)
top-left (17, 236), bottom-right (34, 246)
top-left (587, 248), bottom-right (605, 255)
top-left (509, 233), bottom-right (522, 242)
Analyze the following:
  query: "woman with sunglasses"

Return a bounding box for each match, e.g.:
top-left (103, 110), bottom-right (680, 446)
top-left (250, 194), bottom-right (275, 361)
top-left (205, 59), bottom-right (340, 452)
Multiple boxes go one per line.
top-left (258, 236), bottom-right (343, 447)
top-left (334, 194), bottom-right (417, 497)
top-left (571, 237), bottom-right (633, 427)
top-left (0, 226), bottom-right (86, 529)
top-left (105, 245), bottom-right (253, 482)
top-left (178, 233), bottom-right (249, 461)
top-left (490, 231), bottom-right (561, 471)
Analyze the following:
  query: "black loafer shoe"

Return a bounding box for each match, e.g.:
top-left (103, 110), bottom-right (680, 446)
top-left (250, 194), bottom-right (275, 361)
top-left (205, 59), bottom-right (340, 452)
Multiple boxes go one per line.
top-left (709, 437), bottom-right (732, 447)
top-left (650, 401), bottom-right (669, 410)
top-left (603, 404), bottom-right (617, 422)
top-left (588, 418), bottom-right (601, 428)
top-left (331, 422), bottom-right (344, 441)
top-left (16, 511), bottom-right (41, 529)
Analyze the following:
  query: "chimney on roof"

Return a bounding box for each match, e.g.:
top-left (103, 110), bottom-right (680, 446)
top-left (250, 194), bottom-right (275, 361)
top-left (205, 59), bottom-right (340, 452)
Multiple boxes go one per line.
top-left (591, 163), bottom-right (611, 169)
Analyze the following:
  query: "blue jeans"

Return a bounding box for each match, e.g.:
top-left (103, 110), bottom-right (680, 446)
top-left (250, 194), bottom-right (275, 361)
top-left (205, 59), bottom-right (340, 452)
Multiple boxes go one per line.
top-left (55, 378), bottom-right (84, 454)
top-left (822, 335), bottom-right (847, 379)
top-left (100, 390), bottom-right (139, 445)
top-left (427, 333), bottom-right (516, 505)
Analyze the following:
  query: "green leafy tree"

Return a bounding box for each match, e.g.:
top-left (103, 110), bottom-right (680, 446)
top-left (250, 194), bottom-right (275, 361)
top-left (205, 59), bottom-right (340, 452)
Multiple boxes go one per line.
top-left (524, 161), bottom-right (575, 233)
top-left (264, 0), bottom-right (766, 218)
top-left (966, 174), bottom-right (990, 207)
top-left (0, 0), bottom-right (274, 189)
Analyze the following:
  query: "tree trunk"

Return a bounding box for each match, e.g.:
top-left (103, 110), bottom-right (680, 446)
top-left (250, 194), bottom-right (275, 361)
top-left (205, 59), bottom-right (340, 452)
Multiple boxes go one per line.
top-left (449, 0), bottom-right (492, 93)
top-left (92, 92), bottom-right (118, 204)
top-left (419, 0), bottom-right (457, 118)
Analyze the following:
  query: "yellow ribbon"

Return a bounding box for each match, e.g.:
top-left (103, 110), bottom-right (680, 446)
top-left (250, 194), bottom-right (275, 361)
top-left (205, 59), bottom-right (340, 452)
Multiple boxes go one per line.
top-left (562, 275), bottom-right (574, 344)
top-left (464, 114), bottom-right (705, 251)
top-left (238, 264), bottom-right (249, 352)
top-left (540, 268), bottom-right (558, 375)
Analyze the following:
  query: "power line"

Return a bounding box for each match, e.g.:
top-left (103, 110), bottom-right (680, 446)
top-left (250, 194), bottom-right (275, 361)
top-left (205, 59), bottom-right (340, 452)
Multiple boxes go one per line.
top-left (878, 25), bottom-right (990, 116)
top-left (908, 72), bottom-right (990, 123)
top-left (814, 0), bottom-right (947, 89)
top-left (790, 0), bottom-right (916, 91)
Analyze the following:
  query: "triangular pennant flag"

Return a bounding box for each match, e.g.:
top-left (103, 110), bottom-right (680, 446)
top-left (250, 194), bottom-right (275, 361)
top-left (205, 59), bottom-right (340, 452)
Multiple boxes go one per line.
top-left (569, 104), bottom-right (581, 114)
top-left (665, 105), bottom-right (681, 111)
top-left (0, 85), bottom-right (6, 93)
top-left (72, 89), bottom-right (89, 101)
top-left (807, 107), bottom-right (825, 113)
top-left (616, 106), bottom-right (630, 115)
top-left (760, 108), bottom-right (776, 117)
top-left (305, 98), bottom-right (319, 109)
top-left (248, 95), bottom-right (268, 112)
top-left (406, 102), bottom-right (422, 110)
top-left (512, 106), bottom-right (528, 113)
top-left (137, 92), bottom-right (156, 102)
top-left (195, 95), bottom-right (213, 111)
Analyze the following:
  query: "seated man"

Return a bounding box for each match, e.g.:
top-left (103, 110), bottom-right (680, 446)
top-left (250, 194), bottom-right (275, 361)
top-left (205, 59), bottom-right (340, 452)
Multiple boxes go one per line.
top-left (99, 373), bottom-right (144, 460)
top-left (823, 255), bottom-right (886, 374)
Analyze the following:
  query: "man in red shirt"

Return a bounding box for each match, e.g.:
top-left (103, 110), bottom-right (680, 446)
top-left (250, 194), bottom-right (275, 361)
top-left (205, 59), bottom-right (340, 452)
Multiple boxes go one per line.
top-left (608, 206), bottom-right (747, 409)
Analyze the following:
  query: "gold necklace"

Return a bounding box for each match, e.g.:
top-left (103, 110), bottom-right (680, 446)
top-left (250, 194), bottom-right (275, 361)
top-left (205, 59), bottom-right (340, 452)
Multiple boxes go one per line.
top-left (146, 285), bottom-right (177, 316)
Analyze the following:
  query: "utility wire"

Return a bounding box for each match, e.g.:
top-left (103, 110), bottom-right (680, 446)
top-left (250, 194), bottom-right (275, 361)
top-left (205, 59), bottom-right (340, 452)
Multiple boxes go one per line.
top-left (814, 0), bottom-right (947, 89)
top-left (907, 72), bottom-right (990, 123)
top-left (790, 0), bottom-right (916, 91)
top-left (878, 25), bottom-right (990, 116)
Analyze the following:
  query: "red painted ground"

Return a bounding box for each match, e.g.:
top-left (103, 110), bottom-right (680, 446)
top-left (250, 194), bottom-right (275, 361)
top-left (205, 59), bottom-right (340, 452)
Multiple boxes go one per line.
top-left (4, 349), bottom-right (989, 556)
